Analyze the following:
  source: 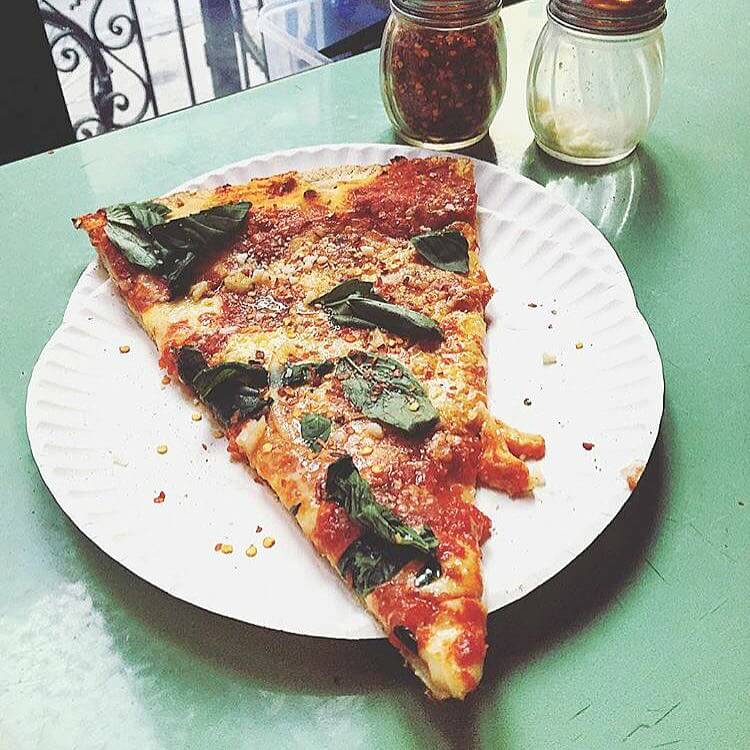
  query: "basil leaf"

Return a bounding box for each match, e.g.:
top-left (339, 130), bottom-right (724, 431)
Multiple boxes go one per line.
top-left (104, 222), bottom-right (163, 271)
top-left (411, 230), bottom-right (469, 274)
top-left (393, 625), bottom-right (418, 653)
top-left (176, 347), bottom-right (271, 425)
top-left (129, 201), bottom-right (171, 229)
top-left (311, 279), bottom-right (377, 306)
top-left (234, 387), bottom-right (273, 422)
top-left (326, 455), bottom-right (438, 555)
top-left (150, 202), bottom-right (250, 293)
top-left (161, 250), bottom-right (199, 295)
top-left (104, 201), bottom-right (250, 295)
top-left (176, 346), bottom-right (208, 384)
top-left (192, 361), bottom-right (268, 397)
top-left (312, 280), bottom-right (382, 330)
top-left (312, 279), bottom-right (443, 340)
top-left (327, 306), bottom-right (378, 329)
top-left (347, 297), bottom-right (443, 341)
top-left (300, 413), bottom-right (331, 452)
top-left (104, 201), bottom-right (172, 271)
top-left (107, 201), bottom-right (170, 229)
top-left (150, 202), bottom-right (250, 252)
top-left (338, 534), bottom-right (412, 597)
top-left (336, 352), bottom-right (439, 436)
top-left (275, 359), bottom-right (334, 387)
top-left (414, 558), bottom-right (442, 588)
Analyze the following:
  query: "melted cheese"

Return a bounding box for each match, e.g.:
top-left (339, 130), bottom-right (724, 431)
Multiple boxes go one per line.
top-left (142, 296), bottom-right (222, 349)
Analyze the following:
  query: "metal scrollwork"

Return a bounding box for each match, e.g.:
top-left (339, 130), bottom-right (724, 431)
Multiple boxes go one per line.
top-left (91, 0), bottom-right (136, 50)
top-left (39, 0), bottom-right (157, 139)
top-left (48, 30), bottom-right (82, 72)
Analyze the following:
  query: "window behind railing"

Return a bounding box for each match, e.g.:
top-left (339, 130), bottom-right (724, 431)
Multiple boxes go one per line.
top-left (38, 0), bottom-right (270, 139)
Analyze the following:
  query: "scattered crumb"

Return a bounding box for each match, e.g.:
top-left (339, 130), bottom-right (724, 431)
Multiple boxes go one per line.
top-left (245, 545), bottom-right (257, 558)
top-left (523, 398), bottom-right (532, 406)
top-left (156, 444), bottom-right (168, 455)
top-left (119, 345), bottom-right (130, 354)
top-left (575, 341), bottom-right (584, 350)
top-left (189, 280), bottom-right (210, 302)
top-left (527, 302), bottom-right (538, 308)
top-left (582, 442), bottom-right (595, 451)
top-left (530, 468), bottom-right (546, 487)
top-left (621, 461), bottom-right (645, 490)
top-left (191, 412), bottom-right (202, 422)
top-left (542, 352), bottom-right (557, 365)
top-left (161, 375), bottom-right (171, 385)
top-left (262, 536), bottom-right (275, 549)
top-left (214, 543), bottom-right (222, 552)
top-left (551, 309), bottom-right (557, 315)
top-left (220, 543), bottom-right (233, 554)
top-left (212, 429), bottom-right (223, 439)
top-left (255, 525), bottom-right (262, 533)
top-left (153, 491), bottom-right (165, 504)
top-left (201, 443), bottom-right (208, 451)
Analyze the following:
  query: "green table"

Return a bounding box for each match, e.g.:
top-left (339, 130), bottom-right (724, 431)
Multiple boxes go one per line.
top-left (2, 2), bottom-right (748, 747)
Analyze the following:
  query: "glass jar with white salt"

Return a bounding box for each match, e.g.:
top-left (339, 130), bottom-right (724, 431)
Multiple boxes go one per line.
top-left (527, 0), bottom-right (666, 165)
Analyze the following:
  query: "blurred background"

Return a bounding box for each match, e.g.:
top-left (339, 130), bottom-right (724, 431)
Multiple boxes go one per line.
top-left (38, 0), bottom-right (389, 138)
top-left (3, 0), bottom-right (522, 163)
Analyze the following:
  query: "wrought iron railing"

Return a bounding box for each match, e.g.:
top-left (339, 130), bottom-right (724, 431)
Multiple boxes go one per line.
top-left (40, 0), bottom-right (268, 139)
top-left (40, 0), bottom-right (157, 138)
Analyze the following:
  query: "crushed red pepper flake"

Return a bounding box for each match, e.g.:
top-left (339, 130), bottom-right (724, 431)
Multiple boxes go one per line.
top-left (153, 491), bottom-right (165, 504)
top-left (386, 21), bottom-right (503, 143)
top-left (582, 442), bottom-right (595, 451)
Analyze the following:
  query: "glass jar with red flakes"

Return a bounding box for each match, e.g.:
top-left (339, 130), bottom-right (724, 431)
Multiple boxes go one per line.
top-left (380, 0), bottom-right (507, 150)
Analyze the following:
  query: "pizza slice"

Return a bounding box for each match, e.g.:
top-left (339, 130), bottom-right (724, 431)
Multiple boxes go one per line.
top-left (74, 156), bottom-right (544, 699)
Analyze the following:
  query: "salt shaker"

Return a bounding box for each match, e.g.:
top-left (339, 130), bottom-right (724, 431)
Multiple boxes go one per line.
top-left (527, 0), bottom-right (667, 165)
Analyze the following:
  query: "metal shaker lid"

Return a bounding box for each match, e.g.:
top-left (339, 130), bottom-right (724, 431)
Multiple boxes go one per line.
top-left (548, 0), bottom-right (667, 35)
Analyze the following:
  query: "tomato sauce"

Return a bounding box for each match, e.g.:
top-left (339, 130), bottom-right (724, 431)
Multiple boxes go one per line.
top-left (374, 579), bottom-right (440, 644)
top-left (237, 205), bottom-right (329, 265)
top-left (313, 502), bottom-right (362, 560)
top-left (450, 598), bottom-right (487, 670)
top-left (91, 219), bottom-right (169, 312)
top-left (219, 289), bottom-right (291, 331)
top-left (349, 158), bottom-right (477, 238)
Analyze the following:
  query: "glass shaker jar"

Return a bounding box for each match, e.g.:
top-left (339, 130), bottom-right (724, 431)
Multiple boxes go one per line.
top-left (380, 0), bottom-right (507, 150)
top-left (527, 0), bottom-right (666, 165)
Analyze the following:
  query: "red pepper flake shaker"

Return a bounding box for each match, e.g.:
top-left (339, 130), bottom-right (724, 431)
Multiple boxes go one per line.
top-left (380, 0), bottom-right (507, 149)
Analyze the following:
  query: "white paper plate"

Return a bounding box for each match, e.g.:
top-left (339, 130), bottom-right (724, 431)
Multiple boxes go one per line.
top-left (27, 144), bottom-right (663, 639)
